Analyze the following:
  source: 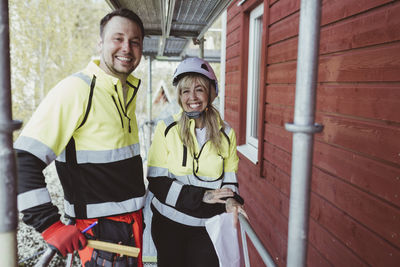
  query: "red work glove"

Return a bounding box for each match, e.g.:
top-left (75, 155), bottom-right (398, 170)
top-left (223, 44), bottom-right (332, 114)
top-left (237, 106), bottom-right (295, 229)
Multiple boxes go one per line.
top-left (42, 221), bottom-right (87, 257)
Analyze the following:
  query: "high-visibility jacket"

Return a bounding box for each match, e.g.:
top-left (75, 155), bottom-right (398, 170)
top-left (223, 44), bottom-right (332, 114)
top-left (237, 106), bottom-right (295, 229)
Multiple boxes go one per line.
top-left (147, 113), bottom-right (240, 227)
top-left (14, 60), bottom-right (146, 232)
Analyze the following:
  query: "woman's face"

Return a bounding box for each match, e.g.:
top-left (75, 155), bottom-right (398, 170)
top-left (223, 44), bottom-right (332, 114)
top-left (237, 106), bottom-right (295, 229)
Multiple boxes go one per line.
top-left (180, 78), bottom-right (209, 114)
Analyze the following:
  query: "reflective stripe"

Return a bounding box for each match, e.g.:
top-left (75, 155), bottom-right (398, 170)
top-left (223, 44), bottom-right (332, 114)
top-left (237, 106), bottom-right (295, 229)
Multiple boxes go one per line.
top-left (148, 166), bottom-right (226, 189)
top-left (64, 199), bottom-right (75, 217)
top-left (223, 124), bottom-right (232, 136)
top-left (72, 72), bottom-right (91, 86)
top-left (14, 136), bottom-right (56, 165)
top-left (221, 184), bottom-right (238, 193)
top-left (87, 195), bottom-right (145, 218)
top-left (57, 143), bottom-right (140, 163)
top-left (223, 172), bottom-right (238, 183)
top-left (147, 166), bottom-right (169, 177)
top-left (17, 188), bottom-right (51, 211)
top-left (152, 197), bottom-right (208, 227)
top-left (165, 181), bottom-right (184, 207)
top-left (163, 116), bottom-right (175, 127)
top-left (174, 174), bottom-right (222, 189)
top-left (64, 195), bottom-right (146, 218)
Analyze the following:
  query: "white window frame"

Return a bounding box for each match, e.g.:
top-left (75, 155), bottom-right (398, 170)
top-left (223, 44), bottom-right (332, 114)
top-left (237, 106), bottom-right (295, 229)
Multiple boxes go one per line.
top-left (237, 3), bottom-right (263, 164)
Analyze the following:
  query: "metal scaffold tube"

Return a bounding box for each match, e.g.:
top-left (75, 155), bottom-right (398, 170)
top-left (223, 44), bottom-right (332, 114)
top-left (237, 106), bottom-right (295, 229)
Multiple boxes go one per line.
top-left (285, 0), bottom-right (323, 266)
top-left (0, 1), bottom-right (22, 266)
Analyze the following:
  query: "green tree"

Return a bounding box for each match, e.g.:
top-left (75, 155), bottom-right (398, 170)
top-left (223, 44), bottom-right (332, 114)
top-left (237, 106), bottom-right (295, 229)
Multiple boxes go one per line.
top-left (9, 1), bottom-right (110, 265)
top-left (9, 0), bottom-right (110, 136)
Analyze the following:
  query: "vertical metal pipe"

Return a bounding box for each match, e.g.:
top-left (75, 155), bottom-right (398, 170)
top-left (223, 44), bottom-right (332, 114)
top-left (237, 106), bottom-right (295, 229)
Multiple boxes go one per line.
top-left (219, 10), bottom-right (227, 119)
top-left (146, 57), bottom-right (153, 153)
top-left (0, 1), bottom-right (22, 266)
top-left (285, 0), bottom-right (323, 266)
top-left (199, 37), bottom-right (205, 59)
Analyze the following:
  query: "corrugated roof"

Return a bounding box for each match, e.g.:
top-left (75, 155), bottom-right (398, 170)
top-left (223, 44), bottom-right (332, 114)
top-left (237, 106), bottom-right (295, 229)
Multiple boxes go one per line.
top-left (105, 0), bottom-right (232, 61)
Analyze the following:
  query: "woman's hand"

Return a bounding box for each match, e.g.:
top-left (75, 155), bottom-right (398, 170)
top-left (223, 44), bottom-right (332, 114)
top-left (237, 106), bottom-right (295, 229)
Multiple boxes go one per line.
top-left (202, 188), bottom-right (234, 204)
top-left (226, 197), bottom-right (249, 228)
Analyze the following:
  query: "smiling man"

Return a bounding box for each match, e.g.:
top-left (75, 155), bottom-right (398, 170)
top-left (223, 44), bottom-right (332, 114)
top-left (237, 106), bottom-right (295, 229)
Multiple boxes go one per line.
top-left (14, 8), bottom-right (146, 267)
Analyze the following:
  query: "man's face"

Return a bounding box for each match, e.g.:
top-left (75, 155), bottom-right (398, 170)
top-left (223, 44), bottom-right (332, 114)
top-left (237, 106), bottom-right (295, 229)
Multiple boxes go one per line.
top-left (99, 16), bottom-right (143, 79)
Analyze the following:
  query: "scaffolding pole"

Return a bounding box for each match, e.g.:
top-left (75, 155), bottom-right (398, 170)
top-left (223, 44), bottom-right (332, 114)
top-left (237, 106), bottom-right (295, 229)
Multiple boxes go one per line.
top-left (285, 0), bottom-right (323, 266)
top-left (0, 1), bottom-right (22, 266)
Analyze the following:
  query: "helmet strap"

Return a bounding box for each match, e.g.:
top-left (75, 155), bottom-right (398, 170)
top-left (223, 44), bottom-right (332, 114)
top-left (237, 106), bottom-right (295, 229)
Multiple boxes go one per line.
top-left (184, 111), bottom-right (203, 119)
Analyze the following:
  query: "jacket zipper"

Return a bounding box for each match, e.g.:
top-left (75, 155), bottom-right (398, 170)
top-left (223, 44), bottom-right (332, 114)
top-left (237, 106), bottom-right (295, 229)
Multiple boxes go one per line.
top-left (193, 142), bottom-right (207, 172)
top-left (111, 95), bottom-right (124, 129)
top-left (114, 85), bottom-right (132, 133)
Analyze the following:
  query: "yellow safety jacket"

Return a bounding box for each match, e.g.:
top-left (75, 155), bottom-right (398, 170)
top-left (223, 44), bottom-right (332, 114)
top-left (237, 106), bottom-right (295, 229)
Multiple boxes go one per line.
top-left (15, 60), bottom-right (145, 231)
top-left (147, 113), bottom-right (240, 227)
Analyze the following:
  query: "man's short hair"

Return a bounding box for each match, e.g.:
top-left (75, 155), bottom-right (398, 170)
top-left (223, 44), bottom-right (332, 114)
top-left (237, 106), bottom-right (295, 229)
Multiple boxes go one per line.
top-left (100, 8), bottom-right (145, 39)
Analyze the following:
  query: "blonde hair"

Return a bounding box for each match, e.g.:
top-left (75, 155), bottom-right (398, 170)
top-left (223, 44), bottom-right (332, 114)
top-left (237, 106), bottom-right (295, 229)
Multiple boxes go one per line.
top-left (176, 74), bottom-right (224, 154)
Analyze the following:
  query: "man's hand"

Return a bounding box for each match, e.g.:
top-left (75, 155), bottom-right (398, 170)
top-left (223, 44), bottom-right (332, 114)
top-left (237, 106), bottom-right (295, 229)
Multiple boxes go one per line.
top-left (42, 221), bottom-right (87, 257)
top-left (202, 188), bottom-right (234, 204)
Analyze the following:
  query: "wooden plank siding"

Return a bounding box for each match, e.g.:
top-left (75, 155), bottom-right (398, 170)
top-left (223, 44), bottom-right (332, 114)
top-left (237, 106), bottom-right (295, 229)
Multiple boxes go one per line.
top-left (225, 0), bottom-right (400, 266)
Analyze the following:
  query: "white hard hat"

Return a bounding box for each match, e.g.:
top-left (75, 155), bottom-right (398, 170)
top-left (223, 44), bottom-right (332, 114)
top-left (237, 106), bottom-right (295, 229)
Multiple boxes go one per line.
top-left (173, 57), bottom-right (218, 96)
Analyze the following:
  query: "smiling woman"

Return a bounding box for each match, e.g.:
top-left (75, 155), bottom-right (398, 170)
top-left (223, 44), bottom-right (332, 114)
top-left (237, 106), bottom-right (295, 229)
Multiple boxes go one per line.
top-left (146, 57), bottom-right (246, 267)
top-left (178, 75), bottom-right (210, 128)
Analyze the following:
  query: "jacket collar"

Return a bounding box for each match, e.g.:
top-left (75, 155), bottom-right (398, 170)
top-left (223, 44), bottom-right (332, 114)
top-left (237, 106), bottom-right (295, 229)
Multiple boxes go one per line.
top-left (85, 60), bottom-right (140, 94)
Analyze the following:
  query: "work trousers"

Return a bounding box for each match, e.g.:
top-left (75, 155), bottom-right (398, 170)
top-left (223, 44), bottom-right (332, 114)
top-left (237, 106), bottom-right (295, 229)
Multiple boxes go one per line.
top-left (75, 210), bottom-right (144, 267)
top-left (151, 208), bottom-right (219, 267)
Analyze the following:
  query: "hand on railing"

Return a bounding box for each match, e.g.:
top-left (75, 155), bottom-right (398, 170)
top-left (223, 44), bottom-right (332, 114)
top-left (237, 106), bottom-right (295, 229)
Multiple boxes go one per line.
top-left (226, 197), bottom-right (249, 228)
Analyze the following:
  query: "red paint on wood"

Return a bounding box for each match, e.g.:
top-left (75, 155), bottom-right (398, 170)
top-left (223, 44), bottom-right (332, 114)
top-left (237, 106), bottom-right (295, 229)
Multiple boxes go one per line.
top-left (225, 70), bottom-right (241, 86)
top-left (270, 0), bottom-right (279, 6)
top-left (226, 42), bottom-right (241, 59)
top-left (269, 0), bottom-right (300, 24)
top-left (227, 1), bottom-right (400, 266)
top-left (268, 2), bottom-right (400, 65)
top-left (267, 37), bottom-right (298, 64)
top-left (268, 43), bottom-right (400, 85)
top-left (320, 2), bottom-right (400, 54)
top-left (239, 159), bottom-right (290, 219)
top-left (313, 141), bottom-right (400, 208)
top-left (265, 85), bottom-right (295, 106)
top-left (265, 105), bottom-right (294, 128)
top-left (312, 167), bottom-right (400, 248)
top-left (317, 113), bottom-right (400, 164)
top-left (227, 1), bottom-right (242, 23)
top-left (238, 165), bottom-right (288, 264)
top-left (226, 56), bottom-right (240, 73)
top-left (307, 244), bottom-right (332, 267)
top-left (316, 83), bottom-right (400, 123)
top-left (264, 124), bottom-right (292, 152)
top-left (263, 160), bottom-right (291, 195)
top-left (318, 43), bottom-right (400, 82)
top-left (308, 219), bottom-right (365, 266)
top-left (264, 141), bottom-right (292, 179)
top-left (321, 0), bottom-right (392, 25)
top-left (269, 12), bottom-right (299, 44)
top-left (226, 26), bottom-right (241, 47)
top-left (310, 193), bottom-right (400, 266)
top-left (227, 15), bottom-right (240, 35)
top-left (266, 61), bottom-right (297, 84)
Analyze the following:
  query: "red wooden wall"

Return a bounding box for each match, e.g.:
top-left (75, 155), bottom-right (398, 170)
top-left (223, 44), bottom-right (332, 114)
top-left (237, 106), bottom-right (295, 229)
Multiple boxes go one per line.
top-left (225, 0), bottom-right (400, 266)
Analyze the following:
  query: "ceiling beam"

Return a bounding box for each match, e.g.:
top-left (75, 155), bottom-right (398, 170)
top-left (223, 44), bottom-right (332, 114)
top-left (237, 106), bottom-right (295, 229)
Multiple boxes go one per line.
top-left (197, 0), bottom-right (233, 40)
top-left (104, 0), bottom-right (121, 9)
top-left (158, 0), bottom-right (176, 56)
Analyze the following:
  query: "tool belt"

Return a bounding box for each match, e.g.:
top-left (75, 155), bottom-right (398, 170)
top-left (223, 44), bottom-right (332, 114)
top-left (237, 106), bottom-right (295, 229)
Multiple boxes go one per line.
top-left (85, 218), bottom-right (137, 267)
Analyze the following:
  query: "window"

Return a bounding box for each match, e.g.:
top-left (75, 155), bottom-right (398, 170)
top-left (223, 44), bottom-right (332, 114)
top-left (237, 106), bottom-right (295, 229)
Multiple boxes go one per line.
top-left (238, 3), bottom-right (263, 164)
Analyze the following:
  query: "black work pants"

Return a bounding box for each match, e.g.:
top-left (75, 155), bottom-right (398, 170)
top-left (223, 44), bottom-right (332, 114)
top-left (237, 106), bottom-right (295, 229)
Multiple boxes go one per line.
top-left (151, 209), bottom-right (219, 267)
